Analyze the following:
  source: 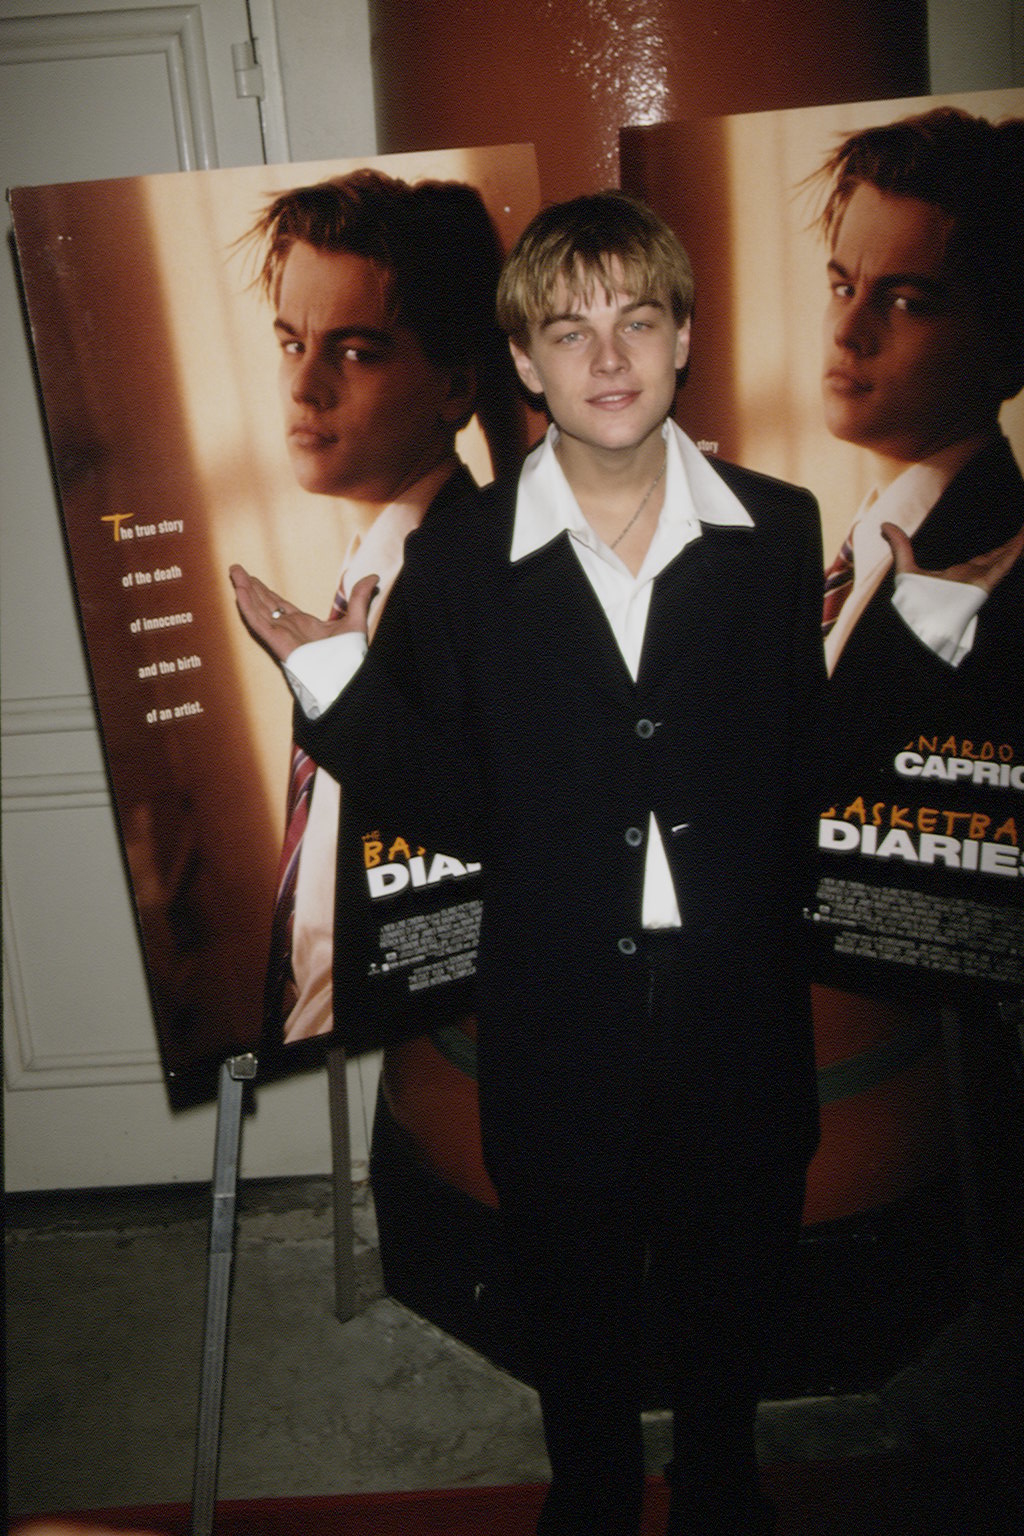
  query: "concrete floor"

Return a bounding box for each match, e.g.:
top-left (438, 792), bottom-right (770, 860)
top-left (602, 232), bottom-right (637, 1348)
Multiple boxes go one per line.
top-left (4, 1174), bottom-right (1021, 1525)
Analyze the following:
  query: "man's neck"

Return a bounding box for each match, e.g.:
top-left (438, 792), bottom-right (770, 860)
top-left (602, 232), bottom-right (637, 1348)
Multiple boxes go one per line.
top-left (868, 424), bottom-right (1000, 492)
top-left (342, 451), bottom-right (461, 534)
top-left (554, 424), bottom-right (665, 494)
top-left (554, 424), bottom-right (669, 572)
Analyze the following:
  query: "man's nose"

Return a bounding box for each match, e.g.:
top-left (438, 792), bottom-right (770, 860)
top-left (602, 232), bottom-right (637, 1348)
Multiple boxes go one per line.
top-left (832, 298), bottom-right (876, 355)
top-left (592, 331), bottom-right (628, 372)
top-left (290, 353), bottom-right (335, 408)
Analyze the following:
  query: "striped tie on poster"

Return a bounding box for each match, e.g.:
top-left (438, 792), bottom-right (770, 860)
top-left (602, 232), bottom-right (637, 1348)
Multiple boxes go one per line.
top-left (821, 535), bottom-right (855, 636)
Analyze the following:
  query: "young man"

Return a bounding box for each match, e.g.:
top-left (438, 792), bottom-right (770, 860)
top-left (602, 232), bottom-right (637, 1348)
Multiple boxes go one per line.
top-left (233, 191), bottom-right (824, 1535)
top-left (812, 107), bottom-right (1024, 1272)
top-left (245, 169), bottom-right (517, 1046)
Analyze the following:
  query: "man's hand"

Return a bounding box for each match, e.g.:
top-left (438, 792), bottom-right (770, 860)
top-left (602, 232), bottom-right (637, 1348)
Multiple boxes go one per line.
top-left (229, 565), bottom-right (379, 665)
top-left (882, 520), bottom-right (1024, 595)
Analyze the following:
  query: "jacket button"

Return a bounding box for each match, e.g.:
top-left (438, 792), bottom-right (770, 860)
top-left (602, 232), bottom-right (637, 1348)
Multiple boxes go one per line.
top-left (636, 718), bottom-right (656, 739)
top-left (625, 826), bottom-right (643, 847)
top-left (617, 937), bottom-right (637, 956)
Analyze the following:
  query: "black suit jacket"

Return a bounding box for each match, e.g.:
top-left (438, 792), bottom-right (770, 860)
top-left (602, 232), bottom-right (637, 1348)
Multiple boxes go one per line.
top-left (298, 455), bottom-right (825, 1188)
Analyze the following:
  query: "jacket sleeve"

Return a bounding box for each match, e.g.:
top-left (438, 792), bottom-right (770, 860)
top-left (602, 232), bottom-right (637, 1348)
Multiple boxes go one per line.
top-left (293, 517), bottom-right (482, 860)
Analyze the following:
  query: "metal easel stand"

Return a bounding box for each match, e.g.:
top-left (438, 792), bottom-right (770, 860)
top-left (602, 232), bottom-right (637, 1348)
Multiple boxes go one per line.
top-left (190, 1051), bottom-right (258, 1536)
top-left (326, 1040), bottom-right (357, 1323)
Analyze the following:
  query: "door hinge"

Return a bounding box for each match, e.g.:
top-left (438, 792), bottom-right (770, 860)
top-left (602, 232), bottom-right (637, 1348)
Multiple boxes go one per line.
top-left (232, 39), bottom-right (265, 100)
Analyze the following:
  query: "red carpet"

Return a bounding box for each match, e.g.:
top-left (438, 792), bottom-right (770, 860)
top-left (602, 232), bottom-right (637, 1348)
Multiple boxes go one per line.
top-left (10, 1458), bottom-right (915, 1536)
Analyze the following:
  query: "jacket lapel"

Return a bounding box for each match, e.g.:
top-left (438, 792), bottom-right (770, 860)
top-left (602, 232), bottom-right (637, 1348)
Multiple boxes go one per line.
top-left (638, 523), bottom-right (755, 694)
top-left (506, 532), bottom-right (639, 702)
top-left (912, 437), bottom-right (1024, 567)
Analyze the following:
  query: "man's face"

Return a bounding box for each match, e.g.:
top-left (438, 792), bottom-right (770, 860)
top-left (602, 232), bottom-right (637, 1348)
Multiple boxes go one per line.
top-left (275, 242), bottom-right (468, 503)
top-left (821, 182), bottom-right (1001, 468)
top-left (509, 263), bottom-right (690, 462)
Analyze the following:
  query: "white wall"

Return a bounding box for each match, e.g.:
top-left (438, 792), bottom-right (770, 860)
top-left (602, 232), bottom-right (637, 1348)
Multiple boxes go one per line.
top-left (928, 0), bottom-right (1024, 91)
top-left (271, 0), bottom-right (377, 161)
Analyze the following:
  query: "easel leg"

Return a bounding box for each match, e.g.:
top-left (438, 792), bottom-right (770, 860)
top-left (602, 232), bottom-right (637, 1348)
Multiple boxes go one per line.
top-left (190, 1052), bottom-right (257, 1536)
top-left (327, 1041), bottom-right (357, 1322)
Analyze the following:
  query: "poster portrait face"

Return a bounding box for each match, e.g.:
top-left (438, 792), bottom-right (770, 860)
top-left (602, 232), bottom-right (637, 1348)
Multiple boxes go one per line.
top-left (11, 145), bottom-right (540, 1091)
top-left (821, 181), bottom-right (1005, 465)
top-left (274, 244), bottom-right (474, 503)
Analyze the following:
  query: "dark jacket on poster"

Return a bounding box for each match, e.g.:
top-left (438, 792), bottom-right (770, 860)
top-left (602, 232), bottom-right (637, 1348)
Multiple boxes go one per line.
top-left (825, 434), bottom-right (1024, 759)
top-left (296, 456), bottom-right (826, 1191)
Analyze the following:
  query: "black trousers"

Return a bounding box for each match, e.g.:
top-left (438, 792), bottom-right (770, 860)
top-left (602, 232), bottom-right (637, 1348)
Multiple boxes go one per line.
top-left (495, 938), bottom-right (809, 1536)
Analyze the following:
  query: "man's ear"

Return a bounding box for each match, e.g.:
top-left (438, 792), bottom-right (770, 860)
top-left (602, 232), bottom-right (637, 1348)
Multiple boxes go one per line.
top-left (509, 337), bottom-right (544, 399)
top-left (441, 365), bottom-right (477, 426)
top-left (674, 316), bottom-right (692, 374)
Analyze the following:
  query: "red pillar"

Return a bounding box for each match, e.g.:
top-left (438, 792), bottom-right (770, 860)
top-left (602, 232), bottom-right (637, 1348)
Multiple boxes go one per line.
top-left (369, 0), bottom-right (928, 202)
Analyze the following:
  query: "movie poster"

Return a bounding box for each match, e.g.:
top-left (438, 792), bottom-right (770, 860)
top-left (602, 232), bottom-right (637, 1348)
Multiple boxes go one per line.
top-left (623, 89), bottom-right (1024, 1007)
top-left (11, 145), bottom-right (539, 1090)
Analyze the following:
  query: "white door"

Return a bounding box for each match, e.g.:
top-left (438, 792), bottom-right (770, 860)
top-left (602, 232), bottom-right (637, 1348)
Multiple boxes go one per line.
top-left (2, 0), bottom-right (339, 1189)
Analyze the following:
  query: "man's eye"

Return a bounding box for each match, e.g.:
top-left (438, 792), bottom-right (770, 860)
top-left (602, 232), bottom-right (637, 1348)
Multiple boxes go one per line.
top-left (890, 293), bottom-right (935, 317)
top-left (339, 345), bottom-right (384, 363)
top-left (281, 338), bottom-right (303, 355)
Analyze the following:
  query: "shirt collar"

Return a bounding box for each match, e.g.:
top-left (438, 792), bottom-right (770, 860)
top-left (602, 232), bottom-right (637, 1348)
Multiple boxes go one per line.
top-left (510, 420), bottom-right (752, 568)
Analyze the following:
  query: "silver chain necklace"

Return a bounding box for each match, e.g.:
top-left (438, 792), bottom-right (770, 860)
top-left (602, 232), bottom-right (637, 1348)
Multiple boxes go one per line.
top-left (609, 450), bottom-right (667, 551)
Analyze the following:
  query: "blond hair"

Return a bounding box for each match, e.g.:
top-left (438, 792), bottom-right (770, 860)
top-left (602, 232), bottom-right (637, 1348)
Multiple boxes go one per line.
top-left (497, 190), bottom-right (694, 347)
